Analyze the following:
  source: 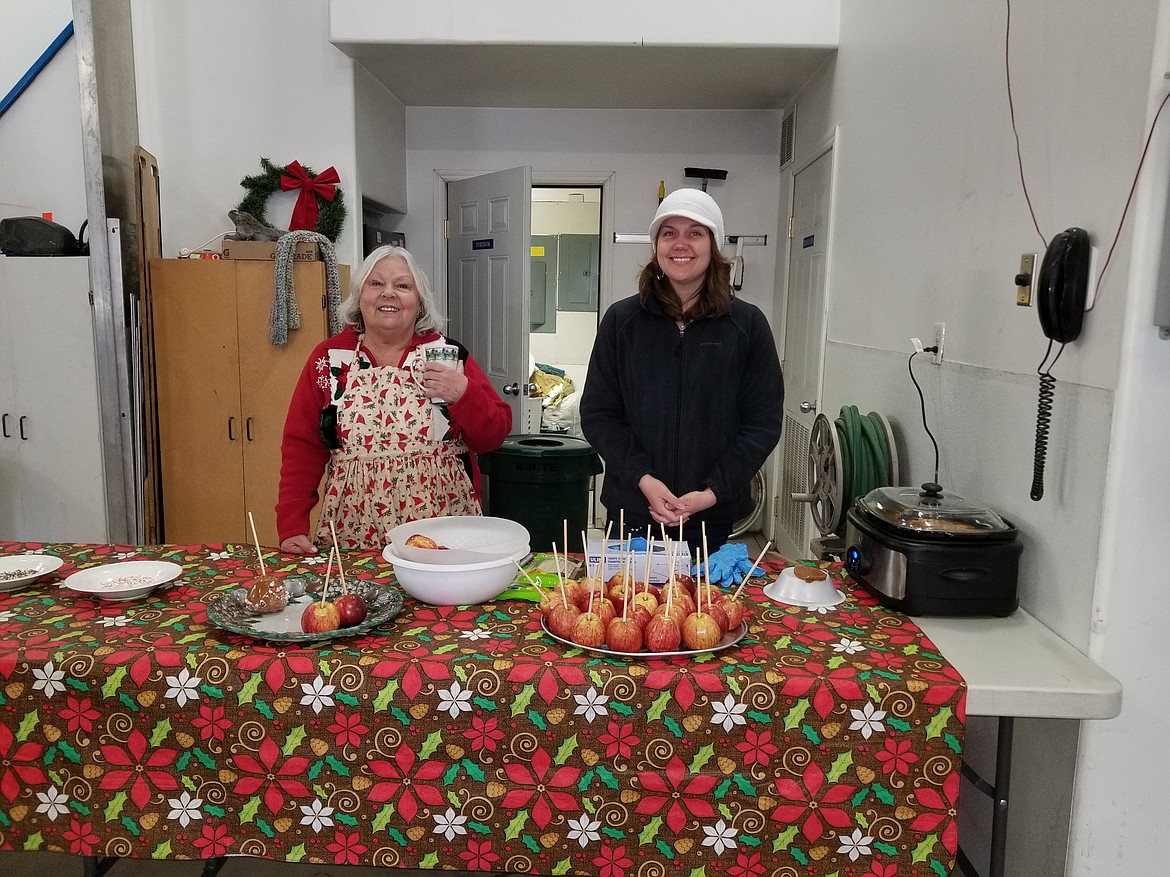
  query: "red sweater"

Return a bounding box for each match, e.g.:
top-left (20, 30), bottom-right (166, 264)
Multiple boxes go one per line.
top-left (276, 326), bottom-right (513, 544)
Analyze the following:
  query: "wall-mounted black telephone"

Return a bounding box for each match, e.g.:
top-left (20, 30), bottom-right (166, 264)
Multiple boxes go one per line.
top-left (1030, 226), bottom-right (1092, 501)
top-left (1037, 227), bottom-right (1091, 343)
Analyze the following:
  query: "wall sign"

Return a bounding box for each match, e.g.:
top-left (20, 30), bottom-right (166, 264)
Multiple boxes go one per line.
top-left (472, 239), bottom-right (494, 250)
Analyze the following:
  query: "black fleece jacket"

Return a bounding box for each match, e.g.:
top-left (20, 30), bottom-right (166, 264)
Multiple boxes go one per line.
top-left (580, 293), bottom-right (784, 529)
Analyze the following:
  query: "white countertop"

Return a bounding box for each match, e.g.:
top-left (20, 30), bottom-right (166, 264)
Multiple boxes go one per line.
top-left (914, 609), bottom-right (1122, 720)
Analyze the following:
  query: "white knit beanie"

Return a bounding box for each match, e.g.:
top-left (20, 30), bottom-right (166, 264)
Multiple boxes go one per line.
top-left (649, 188), bottom-right (725, 247)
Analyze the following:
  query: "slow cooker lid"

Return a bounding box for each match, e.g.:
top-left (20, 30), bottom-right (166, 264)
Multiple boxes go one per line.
top-left (858, 482), bottom-right (1011, 535)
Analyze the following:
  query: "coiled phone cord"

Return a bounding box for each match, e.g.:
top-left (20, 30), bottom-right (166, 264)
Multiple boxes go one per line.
top-left (1029, 339), bottom-right (1065, 501)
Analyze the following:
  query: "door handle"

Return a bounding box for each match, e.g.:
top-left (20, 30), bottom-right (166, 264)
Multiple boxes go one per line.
top-left (245, 417), bottom-right (254, 441)
top-left (799, 401), bottom-right (816, 414)
top-left (503, 383), bottom-right (519, 396)
top-left (1, 413), bottom-right (8, 438)
top-left (18, 416), bottom-right (28, 441)
top-left (228, 416), bottom-right (236, 440)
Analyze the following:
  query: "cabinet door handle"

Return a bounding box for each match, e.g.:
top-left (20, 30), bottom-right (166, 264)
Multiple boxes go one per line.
top-left (245, 417), bottom-right (254, 441)
top-left (18, 416), bottom-right (28, 441)
top-left (228, 416), bottom-right (236, 441)
top-left (1, 413), bottom-right (8, 438)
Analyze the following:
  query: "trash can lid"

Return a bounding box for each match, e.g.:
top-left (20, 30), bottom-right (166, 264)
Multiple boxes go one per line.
top-left (489, 434), bottom-right (599, 458)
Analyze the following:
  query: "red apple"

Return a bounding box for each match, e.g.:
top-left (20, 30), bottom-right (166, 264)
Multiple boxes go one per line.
top-left (301, 600), bottom-right (341, 634)
top-left (681, 612), bottom-right (722, 650)
top-left (333, 593), bottom-right (368, 627)
top-left (549, 603), bottom-right (581, 639)
top-left (606, 616), bottom-right (643, 653)
top-left (644, 614), bottom-right (681, 652)
top-left (718, 594), bottom-right (745, 629)
top-left (706, 601), bottom-right (730, 635)
top-left (593, 597), bottom-right (617, 629)
top-left (571, 611), bottom-right (607, 648)
top-left (655, 601), bottom-right (688, 628)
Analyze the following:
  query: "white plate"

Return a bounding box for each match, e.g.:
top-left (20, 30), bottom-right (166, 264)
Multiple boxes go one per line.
top-left (542, 617), bottom-right (748, 659)
top-left (63, 561), bottom-right (183, 601)
top-left (0, 554), bottom-right (64, 592)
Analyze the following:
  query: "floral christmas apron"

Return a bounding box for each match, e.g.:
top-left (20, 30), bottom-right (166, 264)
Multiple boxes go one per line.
top-left (316, 341), bottom-right (480, 549)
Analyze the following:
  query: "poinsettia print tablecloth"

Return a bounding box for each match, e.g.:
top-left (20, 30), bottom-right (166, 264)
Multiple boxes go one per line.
top-left (0, 542), bottom-right (965, 876)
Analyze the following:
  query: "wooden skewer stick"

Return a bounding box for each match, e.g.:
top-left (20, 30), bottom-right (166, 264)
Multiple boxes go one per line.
top-left (552, 542), bottom-right (567, 608)
top-left (512, 558), bottom-right (540, 587)
top-left (697, 526), bottom-right (706, 612)
top-left (733, 541), bottom-right (773, 600)
top-left (329, 521), bottom-right (347, 595)
top-left (322, 545), bottom-right (335, 597)
top-left (247, 511), bottom-right (267, 576)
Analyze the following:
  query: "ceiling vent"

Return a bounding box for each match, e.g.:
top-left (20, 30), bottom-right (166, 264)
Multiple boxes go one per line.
top-left (779, 107), bottom-right (797, 170)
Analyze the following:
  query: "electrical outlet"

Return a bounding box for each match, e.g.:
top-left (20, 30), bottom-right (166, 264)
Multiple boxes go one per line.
top-left (932, 322), bottom-right (945, 365)
top-left (1016, 253), bottom-right (1037, 306)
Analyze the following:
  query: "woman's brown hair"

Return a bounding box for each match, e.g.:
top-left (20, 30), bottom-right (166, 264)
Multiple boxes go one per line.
top-left (637, 236), bottom-right (733, 324)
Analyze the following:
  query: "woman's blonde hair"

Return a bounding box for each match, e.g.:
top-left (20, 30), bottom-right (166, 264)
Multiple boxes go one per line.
top-left (340, 245), bottom-right (445, 334)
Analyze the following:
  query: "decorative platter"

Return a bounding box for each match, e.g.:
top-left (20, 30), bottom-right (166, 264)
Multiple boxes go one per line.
top-left (0, 554), bottom-right (64, 592)
top-left (206, 578), bottom-right (403, 643)
top-left (541, 617), bottom-right (748, 659)
top-left (63, 561), bottom-right (183, 601)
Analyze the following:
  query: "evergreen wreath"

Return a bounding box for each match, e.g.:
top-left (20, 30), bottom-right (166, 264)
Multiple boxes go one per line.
top-left (237, 157), bottom-right (347, 243)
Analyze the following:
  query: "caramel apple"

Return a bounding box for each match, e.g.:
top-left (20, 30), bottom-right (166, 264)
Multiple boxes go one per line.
top-left (244, 575), bottom-right (288, 614)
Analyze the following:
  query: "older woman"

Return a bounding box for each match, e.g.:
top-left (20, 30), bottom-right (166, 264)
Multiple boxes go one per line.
top-left (580, 188), bottom-right (783, 554)
top-left (277, 245), bottom-right (512, 553)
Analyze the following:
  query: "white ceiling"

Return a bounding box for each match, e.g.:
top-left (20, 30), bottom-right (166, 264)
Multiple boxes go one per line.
top-left (338, 43), bottom-right (834, 109)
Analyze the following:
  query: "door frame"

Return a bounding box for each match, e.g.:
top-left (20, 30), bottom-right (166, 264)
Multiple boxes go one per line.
top-left (767, 126), bottom-right (840, 551)
top-left (431, 170), bottom-right (616, 321)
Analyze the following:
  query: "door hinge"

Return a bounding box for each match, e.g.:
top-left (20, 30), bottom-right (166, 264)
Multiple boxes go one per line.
top-left (443, 220), bottom-right (449, 240)
top-left (321, 294), bottom-right (327, 311)
top-left (787, 216), bottom-right (795, 239)
top-left (773, 496), bottom-right (781, 516)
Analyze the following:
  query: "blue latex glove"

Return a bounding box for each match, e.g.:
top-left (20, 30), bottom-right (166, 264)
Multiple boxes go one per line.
top-left (694, 542), bottom-right (758, 586)
top-left (628, 536), bottom-right (648, 551)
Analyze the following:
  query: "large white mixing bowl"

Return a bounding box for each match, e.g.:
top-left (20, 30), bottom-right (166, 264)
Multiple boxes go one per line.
top-left (382, 543), bottom-right (527, 606)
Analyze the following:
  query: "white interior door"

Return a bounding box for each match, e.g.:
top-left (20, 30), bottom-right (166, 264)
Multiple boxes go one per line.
top-left (776, 147), bottom-right (833, 558)
top-left (446, 167), bottom-right (533, 434)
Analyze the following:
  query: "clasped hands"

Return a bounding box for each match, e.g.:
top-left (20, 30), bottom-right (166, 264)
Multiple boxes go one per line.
top-left (639, 474), bottom-right (716, 526)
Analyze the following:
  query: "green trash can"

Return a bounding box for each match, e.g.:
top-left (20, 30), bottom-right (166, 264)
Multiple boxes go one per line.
top-left (479, 435), bottom-right (603, 553)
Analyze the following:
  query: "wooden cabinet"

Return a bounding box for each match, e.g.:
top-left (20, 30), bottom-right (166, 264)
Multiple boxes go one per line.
top-left (149, 258), bottom-right (345, 546)
top-left (0, 257), bottom-right (109, 542)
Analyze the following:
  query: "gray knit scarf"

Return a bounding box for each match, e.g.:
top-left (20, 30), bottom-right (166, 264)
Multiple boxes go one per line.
top-left (271, 230), bottom-right (344, 345)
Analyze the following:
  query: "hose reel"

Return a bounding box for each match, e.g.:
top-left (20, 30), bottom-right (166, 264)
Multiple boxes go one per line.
top-left (792, 406), bottom-right (899, 537)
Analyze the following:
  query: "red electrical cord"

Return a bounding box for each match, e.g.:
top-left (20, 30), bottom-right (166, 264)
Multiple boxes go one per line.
top-left (1005, 0), bottom-right (1170, 309)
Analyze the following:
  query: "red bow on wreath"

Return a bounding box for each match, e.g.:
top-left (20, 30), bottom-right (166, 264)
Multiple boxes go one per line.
top-left (280, 160), bottom-right (340, 231)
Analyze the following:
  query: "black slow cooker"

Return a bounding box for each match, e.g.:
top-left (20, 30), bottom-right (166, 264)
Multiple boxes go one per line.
top-left (843, 482), bottom-right (1021, 617)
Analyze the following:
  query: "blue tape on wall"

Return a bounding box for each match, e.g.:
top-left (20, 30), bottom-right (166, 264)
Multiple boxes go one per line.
top-left (0, 22), bottom-right (75, 121)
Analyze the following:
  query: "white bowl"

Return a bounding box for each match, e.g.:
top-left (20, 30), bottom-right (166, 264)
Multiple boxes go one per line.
top-left (62, 560), bottom-right (183, 602)
top-left (763, 566), bottom-right (845, 608)
top-left (386, 515), bottom-right (530, 565)
top-left (383, 544), bottom-right (526, 606)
